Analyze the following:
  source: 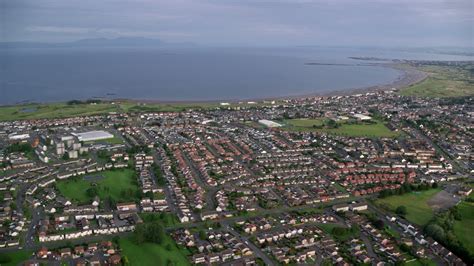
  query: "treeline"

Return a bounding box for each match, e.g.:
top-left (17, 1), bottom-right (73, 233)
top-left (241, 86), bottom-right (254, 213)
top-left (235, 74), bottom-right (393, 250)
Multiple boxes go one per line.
top-left (6, 143), bottom-right (32, 154)
top-left (134, 221), bottom-right (165, 245)
top-left (424, 206), bottom-right (473, 264)
top-left (67, 99), bottom-right (102, 105)
top-left (151, 163), bottom-right (167, 187)
top-left (378, 182), bottom-right (438, 198)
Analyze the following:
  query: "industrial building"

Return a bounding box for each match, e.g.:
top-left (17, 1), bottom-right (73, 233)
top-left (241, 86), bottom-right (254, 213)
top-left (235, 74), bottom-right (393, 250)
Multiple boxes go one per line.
top-left (258, 119), bottom-right (282, 128)
top-left (72, 131), bottom-right (114, 142)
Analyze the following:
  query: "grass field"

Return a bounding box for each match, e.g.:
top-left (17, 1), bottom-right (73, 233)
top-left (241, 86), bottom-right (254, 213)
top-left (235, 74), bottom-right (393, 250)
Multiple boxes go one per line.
top-left (56, 169), bottom-right (139, 204)
top-left (0, 250), bottom-right (32, 266)
top-left (0, 101), bottom-right (221, 121)
top-left (376, 189), bottom-right (441, 226)
top-left (0, 100), bottom-right (278, 121)
top-left (119, 236), bottom-right (191, 266)
top-left (453, 190), bottom-right (474, 252)
top-left (401, 64), bottom-right (474, 98)
top-left (140, 212), bottom-right (181, 227)
top-left (403, 259), bottom-right (437, 266)
top-left (282, 118), bottom-right (399, 138)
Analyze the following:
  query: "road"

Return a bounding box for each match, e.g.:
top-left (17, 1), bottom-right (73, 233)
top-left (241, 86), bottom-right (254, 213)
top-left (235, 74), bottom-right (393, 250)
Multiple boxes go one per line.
top-left (222, 222), bottom-right (275, 266)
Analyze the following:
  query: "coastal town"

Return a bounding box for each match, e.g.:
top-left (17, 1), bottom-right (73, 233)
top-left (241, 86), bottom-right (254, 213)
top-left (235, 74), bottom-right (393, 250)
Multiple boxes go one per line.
top-left (0, 88), bottom-right (472, 266)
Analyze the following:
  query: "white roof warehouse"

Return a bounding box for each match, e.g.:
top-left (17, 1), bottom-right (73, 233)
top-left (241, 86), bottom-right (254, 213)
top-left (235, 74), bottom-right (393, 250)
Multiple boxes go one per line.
top-left (258, 119), bottom-right (282, 128)
top-left (72, 130), bottom-right (114, 142)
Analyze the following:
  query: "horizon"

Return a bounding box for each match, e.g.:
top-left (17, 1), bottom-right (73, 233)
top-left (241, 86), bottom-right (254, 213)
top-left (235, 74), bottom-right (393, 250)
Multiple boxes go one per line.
top-left (1, 36), bottom-right (474, 50)
top-left (2, 0), bottom-right (472, 48)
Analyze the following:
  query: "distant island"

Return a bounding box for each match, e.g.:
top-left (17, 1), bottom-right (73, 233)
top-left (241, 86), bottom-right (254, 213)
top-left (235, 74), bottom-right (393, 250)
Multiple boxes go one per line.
top-left (348, 56), bottom-right (393, 61)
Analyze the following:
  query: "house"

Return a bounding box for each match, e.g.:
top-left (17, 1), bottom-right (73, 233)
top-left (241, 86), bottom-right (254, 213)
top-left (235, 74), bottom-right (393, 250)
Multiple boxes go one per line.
top-left (350, 202), bottom-right (368, 212)
top-left (92, 196), bottom-right (100, 207)
top-left (60, 248), bottom-right (72, 257)
top-left (116, 202), bottom-right (137, 212)
top-left (108, 254), bottom-right (121, 265)
top-left (332, 204), bottom-right (350, 212)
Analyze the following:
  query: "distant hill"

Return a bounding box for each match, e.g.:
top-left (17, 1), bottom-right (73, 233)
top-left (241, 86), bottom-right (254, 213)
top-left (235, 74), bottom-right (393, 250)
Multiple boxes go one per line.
top-left (0, 37), bottom-right (196, 49)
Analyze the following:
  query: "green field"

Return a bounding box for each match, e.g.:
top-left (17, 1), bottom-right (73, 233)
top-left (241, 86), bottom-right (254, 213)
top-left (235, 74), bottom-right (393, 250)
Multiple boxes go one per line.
top-left (0, 250), bottom-right (32, 266)
top-left (56, 169), bottom-right (139, 204)
top-left (140, 212), bottom-right (181, 228)
top-left (0, 101), bottom-right (221, 121)
top-left (0, 100), bottom-right (279, 121)
top-left (401, 64), bottom-right (474, 98)
top-left (376, 189), bottom-right (441, 226)
top-left (282, 118), bottom-right (399, 138)
top-left (119, 236), bottom-right (191, 266)
top-left (453, 191), bottom-right (474, 252)
top-left (284, 118), bottom-right (325, 128)
top-left (403, 259), bottom-right (437, 266)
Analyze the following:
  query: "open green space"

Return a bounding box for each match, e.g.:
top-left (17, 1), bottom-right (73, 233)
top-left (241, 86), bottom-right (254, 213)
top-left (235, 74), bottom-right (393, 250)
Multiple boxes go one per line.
top-left (119, 236), bottom-right (191, 266)
top-left (56, 169), bottom-right (139, 204)
top-left (0, 100), bottom-right (279, 121)
top-left (403, 258), bottom-right (437, 266)
top-left (317, 223), bottom-right (359, 241)
top-left (0, 250), bottom-right (32, 266)
top-left (140, 212), bottom-right (181, 228)
top-left (282, 118), bottom-right (399, 138)
top-left (452, 191), bottom-right (474, 253)
top-left (376, 189), bottom-right (441, 226)
top-left (0, 101), bottom-right (220, 121)
top-left (401, 64), bottom-right (474, 98)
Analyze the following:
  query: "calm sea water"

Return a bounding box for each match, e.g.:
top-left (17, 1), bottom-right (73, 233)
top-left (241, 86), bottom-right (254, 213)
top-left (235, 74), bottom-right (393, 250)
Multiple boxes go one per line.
top-left (0, 47), bottom-right (472, 105)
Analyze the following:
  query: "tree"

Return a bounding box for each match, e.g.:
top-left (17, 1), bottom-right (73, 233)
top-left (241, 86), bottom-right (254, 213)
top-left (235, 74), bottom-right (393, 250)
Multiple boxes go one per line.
top-left (198, 230), bottom-right (207, 240)
top-left (373, 219), bottom-right (385, 230)
top-left (425, 223), bottom-right (446, 241)
top-left (396, 205), bottom-right (407, 216)
top-left (86, 187), bottom-right (98, 198)
top-left (134, 223), bottom-right (147, 244)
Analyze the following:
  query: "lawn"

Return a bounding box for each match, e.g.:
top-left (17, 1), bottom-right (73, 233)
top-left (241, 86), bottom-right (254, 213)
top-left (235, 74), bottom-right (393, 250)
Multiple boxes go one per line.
top-left (453, 194), bottom-right (474, 252)
top-left (140, 212), bottom-right (181, 227)
top-left (403, 258), bottom-right (437, 266)
top-left (56, 169), bottom-right (139, 204)
top-left (284, 118), bottom-right (325, 128)
top-left (282, 118), bottom-right (399, 138)
top-left (376, 189), bottom-right (441, 226)
top-left (401, 64), bottom-right (474, 98)
top-left (0, 250), bottom-right (32, 266)
top-left (119, 236), bottom-right (191, 266)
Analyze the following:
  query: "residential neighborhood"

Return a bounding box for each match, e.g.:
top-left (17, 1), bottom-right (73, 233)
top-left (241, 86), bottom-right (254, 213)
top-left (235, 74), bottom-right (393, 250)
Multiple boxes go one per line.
top-left (0, 90), bottom-right (472, 265)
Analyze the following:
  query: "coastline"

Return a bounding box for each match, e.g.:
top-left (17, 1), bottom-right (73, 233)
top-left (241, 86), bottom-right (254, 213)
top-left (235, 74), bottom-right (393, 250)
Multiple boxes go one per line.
top-left (128, 63), bottom-right (428, 104)
top-left (0, 63), bottom-right (428, 108)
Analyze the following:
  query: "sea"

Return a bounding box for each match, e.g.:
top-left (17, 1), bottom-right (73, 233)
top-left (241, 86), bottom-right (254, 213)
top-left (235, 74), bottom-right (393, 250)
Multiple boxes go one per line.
top-left (0, 46), bottom-right (472, 105)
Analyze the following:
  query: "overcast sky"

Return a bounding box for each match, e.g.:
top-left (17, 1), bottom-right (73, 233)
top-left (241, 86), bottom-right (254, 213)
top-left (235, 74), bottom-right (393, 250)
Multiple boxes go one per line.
top-left (1, 0), bottom-right (472, 47)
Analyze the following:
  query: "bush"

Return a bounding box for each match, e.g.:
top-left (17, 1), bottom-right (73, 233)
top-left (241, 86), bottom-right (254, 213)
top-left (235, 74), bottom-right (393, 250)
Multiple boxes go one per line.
top-left (396, 205), bottom-right (407, 216)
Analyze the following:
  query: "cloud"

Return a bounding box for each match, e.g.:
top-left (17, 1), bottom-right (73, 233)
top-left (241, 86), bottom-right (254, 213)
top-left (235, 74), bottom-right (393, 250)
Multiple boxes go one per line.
top-left (3, 0), bottom-right (471, 46)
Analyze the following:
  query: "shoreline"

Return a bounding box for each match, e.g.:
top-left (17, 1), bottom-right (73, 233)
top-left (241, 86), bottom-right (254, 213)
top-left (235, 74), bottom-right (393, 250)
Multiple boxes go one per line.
top-left (124, 63), bottom-right (428, 104)
top-left (0, 63), bottom-right (428, 108)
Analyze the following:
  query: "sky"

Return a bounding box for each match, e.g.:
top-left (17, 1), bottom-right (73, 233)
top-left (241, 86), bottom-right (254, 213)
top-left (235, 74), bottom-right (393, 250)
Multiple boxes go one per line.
top-left (1, 0), bottom-right (472, 47)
